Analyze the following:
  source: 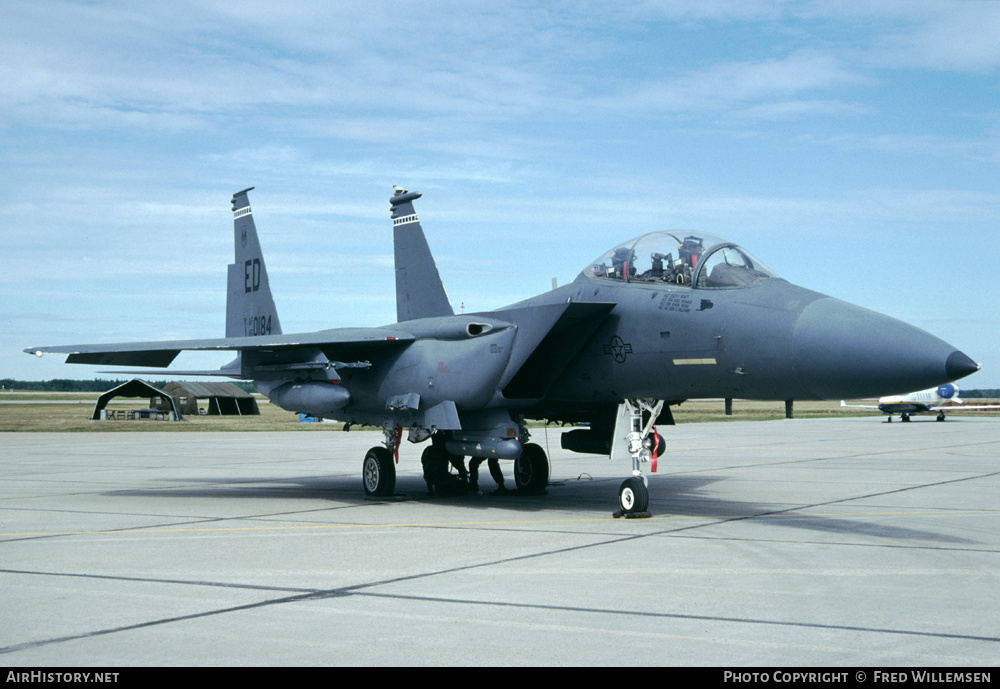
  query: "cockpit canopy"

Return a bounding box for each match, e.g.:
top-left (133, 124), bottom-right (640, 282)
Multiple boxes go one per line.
top-left (581, 231), bottom-right (778, 288)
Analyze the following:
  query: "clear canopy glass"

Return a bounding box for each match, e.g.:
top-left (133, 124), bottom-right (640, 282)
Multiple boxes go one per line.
top-left (581, 231), bottom-right (777, 288)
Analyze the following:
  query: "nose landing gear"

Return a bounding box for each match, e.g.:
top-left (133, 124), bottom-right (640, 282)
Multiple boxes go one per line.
top-left (612, 399), bottom-right (665, 518)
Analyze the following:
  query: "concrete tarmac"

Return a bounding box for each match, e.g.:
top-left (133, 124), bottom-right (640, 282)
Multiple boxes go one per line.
top-left (1, 418), bottom-right (998, 666)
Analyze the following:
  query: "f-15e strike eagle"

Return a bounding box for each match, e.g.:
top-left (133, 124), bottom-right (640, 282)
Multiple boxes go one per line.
top-left (27, 187), bottom-right (981, 515)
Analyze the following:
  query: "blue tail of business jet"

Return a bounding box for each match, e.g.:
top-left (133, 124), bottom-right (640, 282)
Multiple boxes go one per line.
top-left (390, 187), bottom-right (454, 322)
top-left (226, 187), bottom-right (283, 339)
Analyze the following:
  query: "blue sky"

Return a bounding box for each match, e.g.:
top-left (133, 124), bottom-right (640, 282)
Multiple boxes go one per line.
top-left (3, 0), bottom-right (999, 388)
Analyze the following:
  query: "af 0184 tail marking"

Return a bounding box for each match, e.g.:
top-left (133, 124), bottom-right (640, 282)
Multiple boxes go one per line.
top-left (226, 188), bottom-right (282, 338)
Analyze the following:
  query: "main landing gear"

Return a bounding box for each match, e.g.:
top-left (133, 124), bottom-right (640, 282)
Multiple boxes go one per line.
top-left (363, 426), bottom-right (400, 497)
top-left (363, 422), bottom-right (550, 498)
top-left (514, 442), bottom-right (549, 493)
top-left (363, 446), bottom-right (395, 497)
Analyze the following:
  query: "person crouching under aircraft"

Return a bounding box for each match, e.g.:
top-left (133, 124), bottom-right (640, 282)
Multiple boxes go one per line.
top-left (469, 457), bottom-right (507, 495)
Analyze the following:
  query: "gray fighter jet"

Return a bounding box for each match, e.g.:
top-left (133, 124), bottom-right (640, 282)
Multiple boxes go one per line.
top-left (26, 187), bottom-right (981, 515)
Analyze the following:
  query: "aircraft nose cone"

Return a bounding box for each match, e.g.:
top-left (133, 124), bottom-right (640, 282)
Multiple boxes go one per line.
top-left (792, 297), bottom-right (974, 399)
top-left (946, 350), bottom-right (980, 380)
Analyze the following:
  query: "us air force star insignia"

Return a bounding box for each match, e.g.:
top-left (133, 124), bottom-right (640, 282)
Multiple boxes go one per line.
top-left (603, 336), bottom-right (633, 363)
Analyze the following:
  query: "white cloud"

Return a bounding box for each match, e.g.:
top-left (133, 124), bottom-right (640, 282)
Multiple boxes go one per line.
top-left (870, 3), bottom-right (1000, 73)
top-left (596, 50), bottom-right (865, 118)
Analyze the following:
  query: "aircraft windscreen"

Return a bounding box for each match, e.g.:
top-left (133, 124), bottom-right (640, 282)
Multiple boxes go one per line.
top-left (582, 231), bottom-right (777, 288)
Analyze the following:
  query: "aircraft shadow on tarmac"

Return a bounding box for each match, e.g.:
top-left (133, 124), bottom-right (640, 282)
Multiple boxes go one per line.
top-left (655, 475), bottom-right (976, 544)
top-left (105, 471), bottom-right (973, 544)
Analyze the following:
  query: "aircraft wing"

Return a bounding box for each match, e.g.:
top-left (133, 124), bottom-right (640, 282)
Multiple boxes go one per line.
top-left (840, 401), bottom-right (879, 409)
top-left (25, 327), bottom-right (415, 368)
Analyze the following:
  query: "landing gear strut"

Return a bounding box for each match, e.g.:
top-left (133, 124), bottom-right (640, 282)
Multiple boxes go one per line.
top-left (613, 398), bottom-right (665, 518)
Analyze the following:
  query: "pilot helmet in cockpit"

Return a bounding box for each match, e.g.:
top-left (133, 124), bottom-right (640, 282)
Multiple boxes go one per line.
top-left (678, 235), bottom-right (705, 271)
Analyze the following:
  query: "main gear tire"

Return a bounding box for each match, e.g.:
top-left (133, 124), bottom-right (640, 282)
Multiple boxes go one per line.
top-left (363, 446), bottom-right (396, 497)
top-left (514, 443), bottom-right (549, 493)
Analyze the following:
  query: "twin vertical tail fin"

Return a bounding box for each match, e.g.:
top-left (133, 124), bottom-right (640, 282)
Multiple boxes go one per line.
top-left (225, 186), bottom-right (446, 339)
top-left (391, 187), bottom-right (454, 323)
top-left (226, 188), bottom-right (282, 339)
